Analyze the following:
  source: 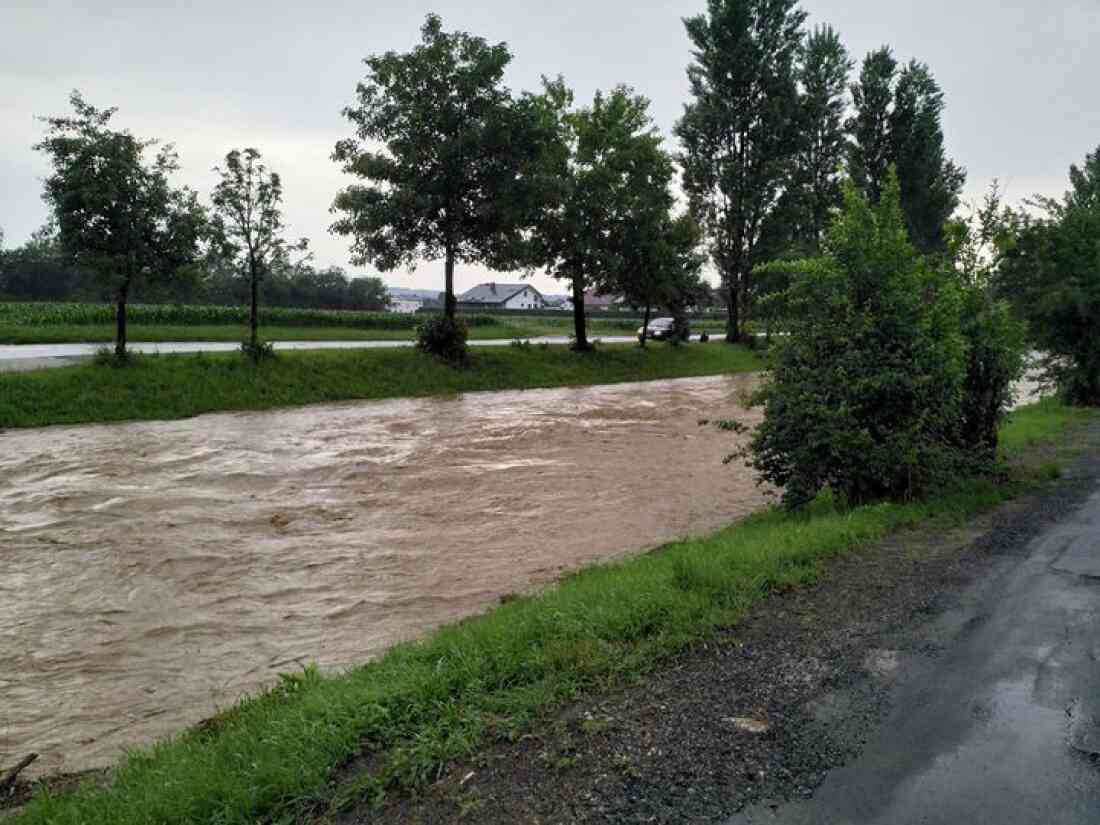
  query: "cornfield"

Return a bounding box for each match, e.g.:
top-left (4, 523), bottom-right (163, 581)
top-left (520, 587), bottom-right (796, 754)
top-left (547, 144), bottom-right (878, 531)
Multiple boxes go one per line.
top-left (0, 302), bottom-right (501, 329)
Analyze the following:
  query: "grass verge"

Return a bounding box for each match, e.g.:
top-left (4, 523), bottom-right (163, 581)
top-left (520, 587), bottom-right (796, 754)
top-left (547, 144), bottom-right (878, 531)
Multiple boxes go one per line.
top-left (0, 319), bottom-right (729, 344)
top-left (0, 341), bottom-right (761, 428)
top-left (8, 400), bottom-right (1095, 825)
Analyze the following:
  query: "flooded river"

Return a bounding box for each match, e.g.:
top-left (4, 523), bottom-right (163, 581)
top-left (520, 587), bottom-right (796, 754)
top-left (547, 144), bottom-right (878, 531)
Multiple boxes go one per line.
top-left (0, 374), bottom-right (765, 778)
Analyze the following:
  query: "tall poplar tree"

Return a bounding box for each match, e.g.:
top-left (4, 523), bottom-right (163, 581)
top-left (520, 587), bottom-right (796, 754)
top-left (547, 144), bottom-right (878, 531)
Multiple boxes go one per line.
top-left (889, 61), bottom-right (967, 251)
top-left (847, 47), bottom-right (897, 205)
top-left (797, 25), bottom-right (853, 249)
top-left (676, 0), bottom-right (806, 342)
top-left (848, 50), bottom-right (965, 251)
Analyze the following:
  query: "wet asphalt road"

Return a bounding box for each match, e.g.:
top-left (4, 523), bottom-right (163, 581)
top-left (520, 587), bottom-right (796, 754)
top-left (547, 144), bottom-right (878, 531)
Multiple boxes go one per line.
top-left (730, 486), bottom-right (1100, 824)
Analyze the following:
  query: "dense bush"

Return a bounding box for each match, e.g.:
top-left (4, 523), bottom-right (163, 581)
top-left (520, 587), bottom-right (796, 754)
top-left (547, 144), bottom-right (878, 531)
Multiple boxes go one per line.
top-left (944, 191), bottom-right (1029, 456)
top-left (997, 145), bottom-right (1100, 406)
top-left (415, 315), bottom-right (468, 362)
top-left (957, 289), bottom-right (1027, 456)
top-left (750, 175), bottom-right (970, 509)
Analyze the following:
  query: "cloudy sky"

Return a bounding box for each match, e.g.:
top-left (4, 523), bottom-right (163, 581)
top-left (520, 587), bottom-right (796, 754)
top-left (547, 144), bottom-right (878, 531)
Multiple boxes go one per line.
top-left (2, 0), bottom-right (1098, 295)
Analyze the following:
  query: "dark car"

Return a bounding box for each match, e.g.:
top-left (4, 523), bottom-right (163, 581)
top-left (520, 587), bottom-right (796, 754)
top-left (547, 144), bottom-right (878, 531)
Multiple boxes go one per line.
top-left (637, 317), bottom-right (687, 342)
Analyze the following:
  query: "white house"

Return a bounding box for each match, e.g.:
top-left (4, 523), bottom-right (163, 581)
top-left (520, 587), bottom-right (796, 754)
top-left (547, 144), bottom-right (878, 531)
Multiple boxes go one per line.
top-left (390, 298), bottom-right (423, 314)
top-left (456, 282), bottom-right (546, 311)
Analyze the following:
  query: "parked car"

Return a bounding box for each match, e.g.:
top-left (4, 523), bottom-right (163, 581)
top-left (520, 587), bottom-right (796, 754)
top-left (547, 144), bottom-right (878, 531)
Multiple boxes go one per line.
top-left (637, 317), bottom-right (687, 342)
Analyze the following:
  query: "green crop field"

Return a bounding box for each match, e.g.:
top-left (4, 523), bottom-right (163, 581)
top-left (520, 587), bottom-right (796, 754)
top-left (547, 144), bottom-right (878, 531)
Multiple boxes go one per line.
top-left (0, 302), bottom-right (503, 330)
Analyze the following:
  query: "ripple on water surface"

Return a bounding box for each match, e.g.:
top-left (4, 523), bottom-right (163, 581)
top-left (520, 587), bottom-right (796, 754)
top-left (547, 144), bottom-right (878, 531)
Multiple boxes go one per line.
top-left (0, 374), bottom-right (766, 778)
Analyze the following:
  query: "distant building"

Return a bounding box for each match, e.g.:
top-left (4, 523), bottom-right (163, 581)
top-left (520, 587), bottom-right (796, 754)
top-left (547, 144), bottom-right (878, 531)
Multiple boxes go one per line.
top-left (583, 289), bottom-right (627, 310)
top-left (390, 298), bottom-right (423, 314)
top-left (457, 282), bottom-right (546, 311)
top-left (545, 296), bottom-right (573, 312)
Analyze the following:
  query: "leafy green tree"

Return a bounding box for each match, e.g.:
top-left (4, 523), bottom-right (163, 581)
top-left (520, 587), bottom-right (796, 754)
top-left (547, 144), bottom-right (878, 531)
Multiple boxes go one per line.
top-left (847, 47), bottom-right (897, 204)
top-left (331, 14), bottom-right (551, 344)
top-left (676, 0), bottom-right (806, 343)
top-left (34, 91), bottom-right (205, 357)
top-left (619, 212), bottom-right (705, 347)
top-left (347, 274), bottom-right (391, 310)
top-left (750, 172), bottom-right (967, 508)
top-left (998, 146), bottom-right (1100, 404)
top-left (532, 82), bottom-right (672, 350)
top-left (210, 147), bottom-right (307, 358)
top-left (945, 184), bottom-right (1028, 454)
top-left (848, 51), bottom-right (965, 252)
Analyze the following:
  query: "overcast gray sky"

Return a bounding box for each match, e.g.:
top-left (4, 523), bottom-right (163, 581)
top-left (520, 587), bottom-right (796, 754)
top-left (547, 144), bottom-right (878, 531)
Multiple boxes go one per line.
top-left (2, 0), bottom-right (1098, 295)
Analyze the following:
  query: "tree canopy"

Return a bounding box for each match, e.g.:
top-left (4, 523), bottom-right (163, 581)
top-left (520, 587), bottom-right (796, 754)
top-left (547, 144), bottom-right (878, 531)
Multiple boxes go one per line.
top-left (331, 14), bottom-right (553, 331)
top-left (530, 82), bottom-right (674, 349)
top-left (34, 91), bottom-right (205, 356)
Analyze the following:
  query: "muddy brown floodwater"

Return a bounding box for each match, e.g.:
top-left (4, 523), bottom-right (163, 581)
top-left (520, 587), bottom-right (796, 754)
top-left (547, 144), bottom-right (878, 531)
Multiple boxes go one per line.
top-left (0, 374), bottom-right (765, 779)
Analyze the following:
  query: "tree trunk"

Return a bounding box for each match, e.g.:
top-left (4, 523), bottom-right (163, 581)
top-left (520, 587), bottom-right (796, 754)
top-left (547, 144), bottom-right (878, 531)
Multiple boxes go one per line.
top-left (571, 277), bottom-right (589, 350)
top-left (444, 244), bottom-right (457, 321)
top-left (725, 281), bottom-right (740, 343)
top-left (249, 269), bottom-right (259, 352)
top-left (640, 301), bottom-right (651, 348)
top-left (115, 280), bottom-right (129, 359)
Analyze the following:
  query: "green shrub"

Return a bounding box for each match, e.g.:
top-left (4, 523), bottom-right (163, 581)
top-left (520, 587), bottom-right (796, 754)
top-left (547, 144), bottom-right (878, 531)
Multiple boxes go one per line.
top-left (957, 286), bottom-right (1027, 457)
top-left (750, 173), bottom-right (968, 509)
top-left (239, 339), bottom-right (276, 362)
top-left (415, 315), bottom-right (468, 362)
top-left (996, 145), bottom-right (1100, 406)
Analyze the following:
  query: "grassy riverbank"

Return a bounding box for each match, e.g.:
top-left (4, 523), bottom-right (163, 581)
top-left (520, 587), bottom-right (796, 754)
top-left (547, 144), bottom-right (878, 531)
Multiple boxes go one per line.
top-left (0, 316), bottom-right (728, 344)
top-left (0, 341), bottom-right (761, 428)
top-left (7, 400), bottom-right (1094, 825)
top-left (0, 320), bottom-right (648, 344)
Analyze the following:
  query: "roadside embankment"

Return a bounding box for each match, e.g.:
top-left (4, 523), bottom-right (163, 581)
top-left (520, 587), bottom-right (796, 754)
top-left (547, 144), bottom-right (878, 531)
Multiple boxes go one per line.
top-left (4, 398), bottom-right (1093, 825)
top-left (0, 341), bottom-right (761, 428)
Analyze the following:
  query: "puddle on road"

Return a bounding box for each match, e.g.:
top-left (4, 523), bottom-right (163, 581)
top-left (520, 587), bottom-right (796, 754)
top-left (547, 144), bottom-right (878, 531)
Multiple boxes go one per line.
top-left (0, 374), bottom-right (764, 777)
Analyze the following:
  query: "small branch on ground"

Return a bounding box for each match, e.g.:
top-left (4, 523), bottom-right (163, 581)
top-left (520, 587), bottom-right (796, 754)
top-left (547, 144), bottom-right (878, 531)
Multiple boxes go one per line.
top-left (1, 753), bottom-right (38, 796)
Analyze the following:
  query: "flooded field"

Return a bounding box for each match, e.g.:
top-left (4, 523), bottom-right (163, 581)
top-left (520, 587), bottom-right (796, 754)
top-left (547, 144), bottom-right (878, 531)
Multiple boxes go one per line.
top-left (0, 374), bottom-right (765, 778)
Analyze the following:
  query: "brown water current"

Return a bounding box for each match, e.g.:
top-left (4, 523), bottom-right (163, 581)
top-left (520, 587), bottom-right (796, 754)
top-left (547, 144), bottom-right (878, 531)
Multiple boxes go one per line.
top-left (0, 374), bottom-right (765, 778)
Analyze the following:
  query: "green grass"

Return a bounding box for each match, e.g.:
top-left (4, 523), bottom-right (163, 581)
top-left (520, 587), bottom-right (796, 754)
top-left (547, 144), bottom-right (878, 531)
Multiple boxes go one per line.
top-left (0, 318), bottom-right (725, 344)
top-left (11, 400), bottom-right (1093, 825)
top-left (998, 395), bottom-right (1095, 453)
top-left (0, 322), bottom-right (538, 344)
top-left (0, 342), bottom-right (762, 429)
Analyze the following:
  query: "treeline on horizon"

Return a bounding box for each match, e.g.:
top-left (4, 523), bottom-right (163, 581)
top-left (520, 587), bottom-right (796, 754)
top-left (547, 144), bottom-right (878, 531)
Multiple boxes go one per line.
top-left (0, 232), bottom-right (391, 312)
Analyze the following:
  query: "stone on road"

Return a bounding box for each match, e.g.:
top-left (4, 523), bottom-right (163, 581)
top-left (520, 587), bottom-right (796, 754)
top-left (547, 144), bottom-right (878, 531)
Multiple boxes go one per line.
top-left (730, 490), bottom-right (1100, 825)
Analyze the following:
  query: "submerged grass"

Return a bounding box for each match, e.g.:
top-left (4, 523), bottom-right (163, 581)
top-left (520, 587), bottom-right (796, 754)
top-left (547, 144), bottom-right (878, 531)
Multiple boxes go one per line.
top-left (9, 401), bottom-right (1095, 825)
top-left (0, 341), bottom-right (761, 429)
